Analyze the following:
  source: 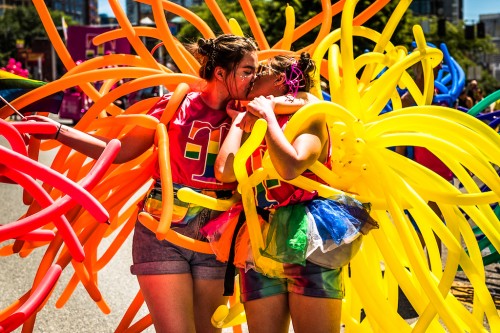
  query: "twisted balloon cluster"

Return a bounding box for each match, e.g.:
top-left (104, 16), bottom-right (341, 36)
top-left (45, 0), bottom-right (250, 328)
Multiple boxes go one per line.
top-left (0, 0), bottom-right (499, 332)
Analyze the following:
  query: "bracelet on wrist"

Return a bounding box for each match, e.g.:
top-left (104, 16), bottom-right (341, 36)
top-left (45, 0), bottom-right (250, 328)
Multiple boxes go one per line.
top-left (55, 124), bottom-right (63, 140)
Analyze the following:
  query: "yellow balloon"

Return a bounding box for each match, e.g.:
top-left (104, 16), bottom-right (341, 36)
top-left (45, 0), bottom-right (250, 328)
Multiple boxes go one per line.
top-left (281, 4), bottom-right (295, 51)
top-left (177, 187), bottom-right (239, 211)
top-left (228, 18), bottom-right (244, 37)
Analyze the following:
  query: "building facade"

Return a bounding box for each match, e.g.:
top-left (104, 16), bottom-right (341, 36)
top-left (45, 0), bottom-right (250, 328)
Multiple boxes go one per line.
top-left (0, 0), bottom-right (98, 24)
top-left (480, 13), bottom-right (500, 82)
top-left (481, 13), bottom-right (500, 50)
top-left (126, 0), bottom-right (202, 25)
top-left (409, 0), bottom-right (463, 24)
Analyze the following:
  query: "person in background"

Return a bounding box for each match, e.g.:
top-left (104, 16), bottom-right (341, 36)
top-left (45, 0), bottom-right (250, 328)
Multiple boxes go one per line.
top-left (26, 34), bottom-right (259, 333)
top-left (475, 88), bottom-right (485, 106)
top-left (456, 88), bottom-right (473, 110)
top-left (467, 79), bottom-right (479, 105)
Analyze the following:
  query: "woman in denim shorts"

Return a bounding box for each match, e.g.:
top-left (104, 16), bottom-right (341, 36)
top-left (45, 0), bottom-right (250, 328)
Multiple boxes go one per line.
top-left (127, 35), bottom-right (259, 333)
top-left (31, 34), bottom-right (259, 333)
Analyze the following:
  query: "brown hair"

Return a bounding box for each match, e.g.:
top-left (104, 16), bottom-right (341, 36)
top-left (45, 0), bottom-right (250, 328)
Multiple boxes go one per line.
top-left (186, 34), bottom-right (258, 80)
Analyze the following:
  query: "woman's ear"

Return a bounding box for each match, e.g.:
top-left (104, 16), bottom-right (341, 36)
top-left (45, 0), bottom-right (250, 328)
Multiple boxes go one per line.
top-left (214, 66), bottom-right (225, 81)
top-left (274, 73), bottom-right (286, 86)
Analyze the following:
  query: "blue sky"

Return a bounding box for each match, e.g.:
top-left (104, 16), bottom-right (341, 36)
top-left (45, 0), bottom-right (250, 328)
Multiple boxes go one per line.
top-left (98, 0), bottom-right (499, 22)
top-left (463, 0), bottom-right (499, 22)
top-left (98, 0), bottom-right (125, 17)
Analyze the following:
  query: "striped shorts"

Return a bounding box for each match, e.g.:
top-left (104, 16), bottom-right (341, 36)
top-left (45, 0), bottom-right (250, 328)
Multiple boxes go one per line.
top-left (238, 261), bottom-right (344, 302)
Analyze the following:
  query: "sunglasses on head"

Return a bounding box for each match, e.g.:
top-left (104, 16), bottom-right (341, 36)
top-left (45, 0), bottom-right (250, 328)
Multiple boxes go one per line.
top-left (255, 61), bottom-right (281, 79)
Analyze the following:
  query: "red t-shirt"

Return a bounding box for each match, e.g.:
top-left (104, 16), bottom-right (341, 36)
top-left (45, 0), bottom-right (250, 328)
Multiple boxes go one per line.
top-left (147, 92), bottom-right (236, 190)
top-left (246, 115), bottom-right (331, 209)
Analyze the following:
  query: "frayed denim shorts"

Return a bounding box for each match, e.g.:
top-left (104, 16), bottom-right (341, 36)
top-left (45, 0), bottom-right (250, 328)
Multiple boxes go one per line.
top-left (130, 206), bottom-right (227, 280)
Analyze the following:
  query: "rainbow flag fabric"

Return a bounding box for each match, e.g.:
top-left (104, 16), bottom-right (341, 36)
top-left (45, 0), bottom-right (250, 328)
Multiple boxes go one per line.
top-left (0, 69), bottom-right (63, 114)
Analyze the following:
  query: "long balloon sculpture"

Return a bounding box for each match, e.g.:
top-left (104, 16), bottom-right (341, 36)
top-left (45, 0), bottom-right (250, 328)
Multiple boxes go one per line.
top-left (0, 0), bottom-right (499, 332)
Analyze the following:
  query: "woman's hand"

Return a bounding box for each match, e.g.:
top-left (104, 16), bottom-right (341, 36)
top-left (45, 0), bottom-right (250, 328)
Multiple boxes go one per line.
top-left (23, 115), bottom-right (61, 140)
top-left (226, 100), bottom-right (246, 120)
top-left (236, 112), bottom-right (259, 133)
top-left (246, 95), bottom-right (276, 121)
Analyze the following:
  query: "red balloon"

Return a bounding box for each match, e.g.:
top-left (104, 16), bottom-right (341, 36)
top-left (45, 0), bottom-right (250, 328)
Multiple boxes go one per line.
top-left (0, 264), bottom-right (62, 332)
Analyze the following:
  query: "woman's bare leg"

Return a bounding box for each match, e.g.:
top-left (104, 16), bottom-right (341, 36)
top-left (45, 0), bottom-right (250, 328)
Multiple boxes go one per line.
top-left (289, 294), bottom-right (342, 333)
top-left (243, 294), bottom-right (290, 333)
top-left (138, 273), bottom-right (195, 333)
top-left (193, 279), bottom-right (228, 333)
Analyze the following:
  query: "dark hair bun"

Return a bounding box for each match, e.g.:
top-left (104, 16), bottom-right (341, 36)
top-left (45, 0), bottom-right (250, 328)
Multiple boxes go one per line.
top-left (298, 52), bottom-right (315, 75)
top-left (198, 38), bottom-right (215, 57)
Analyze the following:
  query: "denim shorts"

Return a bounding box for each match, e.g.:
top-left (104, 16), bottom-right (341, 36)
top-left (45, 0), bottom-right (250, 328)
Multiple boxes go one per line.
top-left (238, 261), bottom-right (344, 302)
top-left (130, 207), bottom-right (227, 279)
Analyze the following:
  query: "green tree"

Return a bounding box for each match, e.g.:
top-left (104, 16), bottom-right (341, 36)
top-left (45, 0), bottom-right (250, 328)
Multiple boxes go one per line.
top-left (0, 6), bottom-right (74, 67)
top-left (176, 0), bottom-right (320, 49)
top-left (175, 1), bottom-right (498, 90)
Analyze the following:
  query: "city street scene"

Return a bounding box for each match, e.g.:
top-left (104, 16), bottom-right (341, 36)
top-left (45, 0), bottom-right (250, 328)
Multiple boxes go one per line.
top-left (1, 0), bottom-right (500, 332)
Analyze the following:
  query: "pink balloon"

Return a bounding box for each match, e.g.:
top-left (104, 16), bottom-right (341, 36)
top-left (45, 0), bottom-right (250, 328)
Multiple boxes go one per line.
top-left (0, 138), bottom-right (120, 262)
top-left (0, 119), bottom-right (28, 158)
top-left (0, 146), bottom-right (109, 221)
top-left (0, 164), bottom-right (86, 261)
top-left (0, 119), bottom-right (58, 185)
top-left (15, 229), bottom-right (55, 242)
top-left (11, 121), bottom-right (58, 135)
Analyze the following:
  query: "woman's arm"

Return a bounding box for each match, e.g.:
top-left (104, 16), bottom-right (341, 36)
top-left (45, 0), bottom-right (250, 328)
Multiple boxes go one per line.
top-left (25, 115), bottom-right (155, 164)
top-left (215, 111), bottom-right (247, 183)
top-left (59, 125), bottom-right (155, 163)
top-left (273, 92), bottom-right (320, 115)
top-left (246, 96), bottom-right (326, 180)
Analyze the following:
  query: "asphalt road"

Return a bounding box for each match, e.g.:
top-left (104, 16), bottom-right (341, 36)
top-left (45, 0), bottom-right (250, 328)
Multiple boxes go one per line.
top-left (0, 134), bottom-right (153, 333)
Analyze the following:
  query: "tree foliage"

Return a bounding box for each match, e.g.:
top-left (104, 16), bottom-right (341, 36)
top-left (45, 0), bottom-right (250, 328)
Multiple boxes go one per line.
top-left (176, 0), bottom-right (498, 92)
top-left (0, 6), bottom-right (74, 66)
top-left (1, 1), bottom-right (497, 90)
top-left (177, 0), bottom-right (319, 48)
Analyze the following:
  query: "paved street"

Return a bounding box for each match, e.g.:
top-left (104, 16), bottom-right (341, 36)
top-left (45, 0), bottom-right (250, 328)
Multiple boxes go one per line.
top-left (0, 133), bottom-right (151, 332)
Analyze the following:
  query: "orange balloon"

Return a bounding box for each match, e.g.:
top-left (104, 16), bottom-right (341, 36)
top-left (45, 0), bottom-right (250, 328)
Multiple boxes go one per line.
top-left (149, 0), bottom-right (197, 75)
top-left (239, 0), bottom-right (270, 50)
top-left (108, 0), bottom-right (162, 70)
top-left (154, 123), bottom-right (174, 238)
top-left (205, 0), bottom-right (232, 33)
top-left (159, 83), bottom-right (190, 125)
top-left (140, 0), bottom-right (216, 38)
top-left (114, 290), bottom-right (148, 333)
top-left (138, 213), bottom-right (213, 254)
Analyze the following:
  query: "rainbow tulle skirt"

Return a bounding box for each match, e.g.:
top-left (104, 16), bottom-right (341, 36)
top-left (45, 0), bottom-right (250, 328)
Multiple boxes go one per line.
top-left (201, 195), bottom-right (379, 271)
